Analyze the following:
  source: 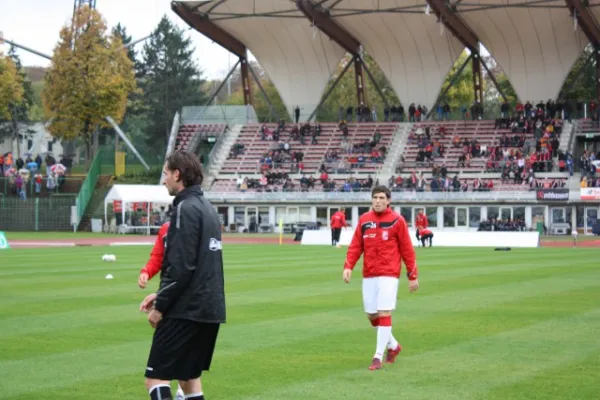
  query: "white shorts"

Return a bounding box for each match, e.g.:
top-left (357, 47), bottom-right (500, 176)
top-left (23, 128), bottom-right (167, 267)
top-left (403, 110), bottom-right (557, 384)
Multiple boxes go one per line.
top-left (362, 277), bottom-right (399, 314)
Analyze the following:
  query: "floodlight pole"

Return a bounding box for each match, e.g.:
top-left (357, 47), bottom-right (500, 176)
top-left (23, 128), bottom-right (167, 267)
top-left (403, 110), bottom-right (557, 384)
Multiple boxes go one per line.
top-left (307, 54), bottom-right (357, 122)
top-left (105, 116), bottom-right (150, 170)
top-left (1, 38), bottom-right (52, 60)
top-left (202, 58), bottom-right (241, 113)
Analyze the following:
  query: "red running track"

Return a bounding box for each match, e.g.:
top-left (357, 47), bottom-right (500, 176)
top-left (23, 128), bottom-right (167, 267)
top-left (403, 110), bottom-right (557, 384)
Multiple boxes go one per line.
top-left (8, 236), bottom-right (298, 248)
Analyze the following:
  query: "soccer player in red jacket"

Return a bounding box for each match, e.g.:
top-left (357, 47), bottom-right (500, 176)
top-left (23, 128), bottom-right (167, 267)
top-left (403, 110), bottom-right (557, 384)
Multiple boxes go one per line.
top-left (343, 186), bottom-right (419, 371)
top-left (138, 222), bottom-right (185, 400)
top-left (415, 209), bottom-right (428, 245)
top-left (330, 207), bottom-right (347, 247)
top-left (418, 227), bottom-right (434, 247)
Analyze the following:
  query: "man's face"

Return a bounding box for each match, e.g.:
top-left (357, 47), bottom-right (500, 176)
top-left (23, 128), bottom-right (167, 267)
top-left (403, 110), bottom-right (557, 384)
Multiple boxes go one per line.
top-left (371, 192), bottom-right (390, 213)
top-left (162, 165), bottom-right (181, 196)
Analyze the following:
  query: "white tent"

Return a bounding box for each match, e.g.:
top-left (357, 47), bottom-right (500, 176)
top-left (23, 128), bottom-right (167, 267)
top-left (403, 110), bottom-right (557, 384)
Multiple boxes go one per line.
top-left (104, 184), bottom-right (174, 234)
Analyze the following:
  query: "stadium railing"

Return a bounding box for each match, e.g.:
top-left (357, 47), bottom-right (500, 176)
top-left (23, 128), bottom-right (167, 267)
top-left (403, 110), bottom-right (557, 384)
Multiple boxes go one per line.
top-left (203, 190), bottom-right (571, 203)
top-left (0, 195), bottom-right (76, 231)
top-left (74, 149), bottom-right (103, 227)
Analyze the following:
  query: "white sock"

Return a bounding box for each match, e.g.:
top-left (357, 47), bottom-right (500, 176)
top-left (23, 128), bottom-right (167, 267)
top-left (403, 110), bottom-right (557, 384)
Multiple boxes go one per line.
top-left (176, 386), bottom-right (184, 394)
top-left (375, 326), bottom-right (392, 359)
top-left (388, 332), bottom-right (399, 350)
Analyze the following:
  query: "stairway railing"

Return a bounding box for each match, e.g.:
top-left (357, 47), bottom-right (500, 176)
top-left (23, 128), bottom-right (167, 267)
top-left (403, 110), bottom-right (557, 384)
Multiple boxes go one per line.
top-left (73, 149), bottom-right (103, 231)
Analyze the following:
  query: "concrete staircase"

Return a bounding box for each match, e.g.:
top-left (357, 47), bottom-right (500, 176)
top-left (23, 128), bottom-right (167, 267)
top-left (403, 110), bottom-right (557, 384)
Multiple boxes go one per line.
top-left (558, 119), bottom-right (574, 154)
top-left (203, 124), bottom-right (242, 190)
top-left (377, 122), bottom-right (413, 184)
top-left (77, 175), bottom-right (112, 232)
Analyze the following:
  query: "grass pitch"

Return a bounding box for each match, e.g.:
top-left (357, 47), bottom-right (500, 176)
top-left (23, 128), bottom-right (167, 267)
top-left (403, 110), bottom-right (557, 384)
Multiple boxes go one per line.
top-left (0, 244), bottom-right (599, 399)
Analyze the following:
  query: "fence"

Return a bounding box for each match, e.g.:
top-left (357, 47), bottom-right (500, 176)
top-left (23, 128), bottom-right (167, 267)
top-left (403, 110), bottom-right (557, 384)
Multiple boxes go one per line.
top-left (98, 145), bottom-right (164, 176)
top-left (181, 105), bottom-right (258, 125)
top-left (0, 195), bottom-right (76, 231)
top-left (0, 176), bottom-right (84, 197)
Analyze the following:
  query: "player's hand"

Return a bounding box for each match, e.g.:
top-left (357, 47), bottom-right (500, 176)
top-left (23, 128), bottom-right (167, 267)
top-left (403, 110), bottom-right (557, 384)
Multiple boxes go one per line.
top-left (138, 272), bottom-right (149, 289)
top-left (343, 268), bottom-right (352, 283)
top-left (408, 279), bottom-right (419, 293)
top-left (148, 309), bottom-right (163, 329)
top-left (140, 293), bottom-right (157, 313)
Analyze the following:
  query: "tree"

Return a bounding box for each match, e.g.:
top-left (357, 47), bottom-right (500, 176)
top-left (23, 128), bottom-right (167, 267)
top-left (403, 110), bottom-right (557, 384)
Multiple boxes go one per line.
top-left (223, 60), bottom-right (289, 122)
top-left (137, 15), bottom-right (207, 150)
top-left (42, 5), bottom-right (136, 161)
top-left (0, 55), bottom-right (24, 121)
top-left (558, 44), bottom-right (595, 103)
top-left (315, 53), bottom-right (400, 122)
top-left (0, 50), bottom-right (26, 150)
top-left (433, 50), bottom-right (476, 116)
top-left (112, 23), bottom-right (136, 63)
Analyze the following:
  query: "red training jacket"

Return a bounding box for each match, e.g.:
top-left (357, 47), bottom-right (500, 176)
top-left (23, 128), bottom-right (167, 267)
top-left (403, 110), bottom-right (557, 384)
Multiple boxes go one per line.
top-left (419, 228), bottom-right (432, 236)
top-left (344, 207), bottom-right (418, 280)
top-left (330, 210), bottom-right (347, 229)
top-left (140, 222), bottom-right (169, 279)
top-left (416, 213), bottom-right (428, 230)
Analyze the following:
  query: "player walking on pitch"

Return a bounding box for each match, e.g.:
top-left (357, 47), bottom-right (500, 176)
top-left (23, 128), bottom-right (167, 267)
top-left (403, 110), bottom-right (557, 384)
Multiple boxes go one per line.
top-left (138, 221), bottom-right (185, 400)
top-left (330, 207), bottom-right (347, 247)
top-left (139, 151), bottom-right (225, 400)
top-left (342, 185), bottom-right (419, 370)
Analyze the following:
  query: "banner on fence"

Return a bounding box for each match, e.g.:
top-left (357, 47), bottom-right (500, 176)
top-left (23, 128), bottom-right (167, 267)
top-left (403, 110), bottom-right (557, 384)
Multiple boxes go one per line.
top-left (581, 188), bottom-right (600, 201)
top-left (0, 232), bottom-right (10, 249)
top-left (536, 188), bottom-right (569, 201)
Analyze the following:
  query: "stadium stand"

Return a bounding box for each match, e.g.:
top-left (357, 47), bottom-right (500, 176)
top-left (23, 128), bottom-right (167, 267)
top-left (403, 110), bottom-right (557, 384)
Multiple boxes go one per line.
top-left (219, 122), bottom-right (399, 175)
top-left (174, 123), bottom-right (227, 151)
top-left (206, 115), bottom-right (572, 193)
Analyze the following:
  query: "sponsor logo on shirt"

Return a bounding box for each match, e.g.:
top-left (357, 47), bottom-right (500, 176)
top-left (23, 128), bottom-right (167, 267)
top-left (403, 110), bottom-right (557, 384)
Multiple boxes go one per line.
top-left (209, 238), bottom-right (222, 251)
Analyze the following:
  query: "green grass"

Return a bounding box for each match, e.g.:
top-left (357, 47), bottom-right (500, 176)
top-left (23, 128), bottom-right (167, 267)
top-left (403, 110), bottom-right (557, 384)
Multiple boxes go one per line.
top-left (0, 245), bottom-right (598, 399)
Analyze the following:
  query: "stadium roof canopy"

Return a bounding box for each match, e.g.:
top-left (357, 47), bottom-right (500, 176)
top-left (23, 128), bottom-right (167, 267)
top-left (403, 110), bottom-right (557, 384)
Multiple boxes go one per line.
top-left (173, 0), bottom-right (594, 117)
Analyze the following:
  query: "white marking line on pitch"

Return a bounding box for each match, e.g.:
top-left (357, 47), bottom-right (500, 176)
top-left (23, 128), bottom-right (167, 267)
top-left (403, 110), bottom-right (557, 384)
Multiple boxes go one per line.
top-left (8, 242), bottom-right (76, 247)
top-left (109, 242), bottom-right (153, 246)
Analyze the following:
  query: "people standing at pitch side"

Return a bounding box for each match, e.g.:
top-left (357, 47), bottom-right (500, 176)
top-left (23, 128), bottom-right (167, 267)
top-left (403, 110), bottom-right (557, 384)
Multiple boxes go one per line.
top-left (415, 209), bottom-right (429, 245)
top-left (139, 150), bottom-right (225, 400)
top-left (417, 227), bottom-right (434, 247)
top-left (330, 207), bottom-right (349, 247)
top-left (342, 186), bottom-right (419, 370)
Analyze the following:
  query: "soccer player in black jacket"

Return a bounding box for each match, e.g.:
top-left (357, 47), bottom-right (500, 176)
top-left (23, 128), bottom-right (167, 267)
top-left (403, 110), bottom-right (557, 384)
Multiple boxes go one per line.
top-left (140, 150), bottom-right (226, 400)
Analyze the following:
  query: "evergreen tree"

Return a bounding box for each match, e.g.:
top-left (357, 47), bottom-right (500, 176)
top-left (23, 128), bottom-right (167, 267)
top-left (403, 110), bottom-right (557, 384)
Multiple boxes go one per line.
top-left (137, 15), bottom-right (207, 149)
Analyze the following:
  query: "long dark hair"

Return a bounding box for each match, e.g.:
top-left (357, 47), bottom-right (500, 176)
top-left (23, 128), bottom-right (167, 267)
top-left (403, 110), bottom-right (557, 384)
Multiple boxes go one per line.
top-left (165, 150), bottom-right (204, 187)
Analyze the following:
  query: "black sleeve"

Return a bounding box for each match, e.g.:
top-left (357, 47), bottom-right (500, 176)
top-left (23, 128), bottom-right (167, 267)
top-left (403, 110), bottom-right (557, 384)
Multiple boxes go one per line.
top-left (154, 202), bottom-right (202, 314)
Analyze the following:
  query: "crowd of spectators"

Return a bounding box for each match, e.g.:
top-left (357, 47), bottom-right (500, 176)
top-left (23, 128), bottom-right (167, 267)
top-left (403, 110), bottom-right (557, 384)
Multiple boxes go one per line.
top-left (478, 218), bottom-right (527, 231)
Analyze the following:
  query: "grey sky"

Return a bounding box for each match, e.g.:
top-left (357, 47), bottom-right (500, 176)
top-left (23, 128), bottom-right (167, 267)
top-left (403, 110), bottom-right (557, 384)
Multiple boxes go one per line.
top-left (0, 0), bottom-right (235, 80)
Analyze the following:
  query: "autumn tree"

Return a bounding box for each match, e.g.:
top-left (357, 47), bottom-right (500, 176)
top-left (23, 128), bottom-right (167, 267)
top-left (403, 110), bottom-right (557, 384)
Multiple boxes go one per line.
top-left (0, 50), bottom-right (26, 151)
top-left (0, 55), bottom-right (24, 122)
top-left (42, 5), bottom-right (136, 161)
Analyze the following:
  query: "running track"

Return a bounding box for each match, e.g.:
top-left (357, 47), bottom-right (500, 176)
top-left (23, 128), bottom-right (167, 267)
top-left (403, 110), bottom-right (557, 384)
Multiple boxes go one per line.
top-left (7, 237), bottom-right (600, 248)
top-left (8, 236), bottom-right (298, 248)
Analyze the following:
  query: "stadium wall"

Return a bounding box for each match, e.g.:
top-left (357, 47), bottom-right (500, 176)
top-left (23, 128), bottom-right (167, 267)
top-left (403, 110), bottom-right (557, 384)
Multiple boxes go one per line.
top-left (300, 229), bottom-right (540, 248)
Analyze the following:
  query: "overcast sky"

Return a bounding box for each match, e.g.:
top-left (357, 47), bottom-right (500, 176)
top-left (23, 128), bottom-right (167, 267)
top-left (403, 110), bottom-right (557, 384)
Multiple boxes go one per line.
top-left (0, 0), bottom-right (235, 80)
